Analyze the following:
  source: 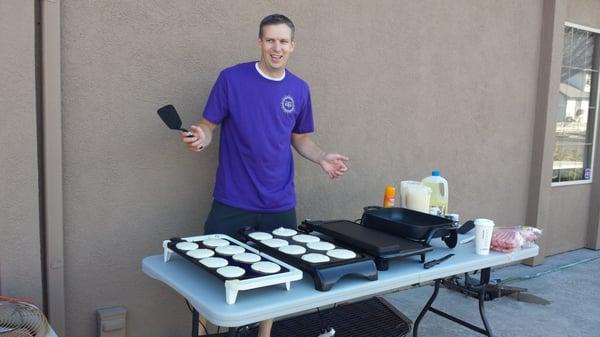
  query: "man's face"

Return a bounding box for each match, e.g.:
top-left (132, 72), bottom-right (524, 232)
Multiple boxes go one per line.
top-left (258, 24), bottom-right (295, 75)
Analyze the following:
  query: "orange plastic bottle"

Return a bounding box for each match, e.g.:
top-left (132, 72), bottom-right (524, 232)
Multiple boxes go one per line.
top-left (383, 185), bottom-right (396, 208)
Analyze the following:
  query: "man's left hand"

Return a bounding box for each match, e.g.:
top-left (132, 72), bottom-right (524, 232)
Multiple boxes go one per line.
top-left (319, 153), bottom-right (349, 179)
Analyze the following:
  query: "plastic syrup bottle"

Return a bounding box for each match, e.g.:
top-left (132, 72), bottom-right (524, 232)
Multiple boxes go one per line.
top-left (422, 170), bottom-right (448, 215)
top-left (383, 185), bottom-right (396, 208)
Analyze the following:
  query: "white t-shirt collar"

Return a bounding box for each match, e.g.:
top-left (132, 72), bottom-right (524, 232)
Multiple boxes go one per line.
top-left (255, 62), bottom-right (285, 81)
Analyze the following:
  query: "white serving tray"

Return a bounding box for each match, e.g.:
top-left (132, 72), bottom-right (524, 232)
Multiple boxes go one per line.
top-left (163, 234), bottom-right (303, 304)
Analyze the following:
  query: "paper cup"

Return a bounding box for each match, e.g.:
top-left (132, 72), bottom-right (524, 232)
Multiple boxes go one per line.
top-left (474, 218), bottom-right (495, 255)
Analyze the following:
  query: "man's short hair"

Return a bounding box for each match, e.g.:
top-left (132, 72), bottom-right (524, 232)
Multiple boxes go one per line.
top-left (259, 14), bottom-right (295, 40)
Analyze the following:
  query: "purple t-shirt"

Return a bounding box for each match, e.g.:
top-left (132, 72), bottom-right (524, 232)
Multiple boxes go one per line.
top-left (203, 62), bottom-right (314, 212)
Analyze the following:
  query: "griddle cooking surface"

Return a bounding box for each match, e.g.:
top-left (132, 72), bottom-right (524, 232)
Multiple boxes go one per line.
top-left (163, 234), bottom-right (303, 304)
top-left (316, 220), bottom-right (428, 255)
top-left (167, 238), bottom-right (289, 281)
top-left (304, 220), bottom-right (432, 256)
top-left (301, 220), bottom-right (433, 270)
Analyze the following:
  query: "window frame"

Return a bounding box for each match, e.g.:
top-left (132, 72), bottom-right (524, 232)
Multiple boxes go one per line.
top-left (552, 22), bottom-right (600, 187)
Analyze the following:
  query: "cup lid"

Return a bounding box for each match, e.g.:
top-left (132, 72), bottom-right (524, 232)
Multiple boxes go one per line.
top-left (474, 218), bottom-right (495, 226)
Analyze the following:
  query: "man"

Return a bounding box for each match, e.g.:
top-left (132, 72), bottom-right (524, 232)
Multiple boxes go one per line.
top-left (181, 14), bottom-right (348, 336)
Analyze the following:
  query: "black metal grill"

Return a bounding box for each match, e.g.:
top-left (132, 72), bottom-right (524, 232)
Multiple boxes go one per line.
top-left (210, 297), bottom-right (412, 337)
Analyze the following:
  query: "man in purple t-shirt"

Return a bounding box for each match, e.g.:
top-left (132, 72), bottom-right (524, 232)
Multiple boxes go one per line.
top-left (181, 14), bottom-right (348, 336)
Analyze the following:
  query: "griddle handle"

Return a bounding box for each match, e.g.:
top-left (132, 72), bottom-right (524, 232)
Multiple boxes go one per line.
top-left (362, 206), bottom-right (383, 225)
top-left (299, 219), bottom-right (324, 232)
top-left (425, 228), bottom-right (441, 244)
top-left (457, 220), bottom-right (475, 234)
top-left (424, 253), bottom-right (455, 269)
top-left (237, 226), bottom-right (254, 237)
top-left (442, 230), bottom-right (458, 248)
top-left (301, 219), bottom-right (324, 226)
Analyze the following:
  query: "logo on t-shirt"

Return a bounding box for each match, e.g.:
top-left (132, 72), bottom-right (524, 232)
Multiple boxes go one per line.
top-left (281, 95), bottom-right (295, 114)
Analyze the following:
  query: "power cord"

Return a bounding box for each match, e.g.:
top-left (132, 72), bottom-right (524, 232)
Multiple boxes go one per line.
top-left (184, 299), bottom-right (208, 335)
top-left (496, 254), bottom-right (600, 285)
top-left (316, 307), bottom-right (324, 332)
top-left (315, 306), bottom-right (336, 337)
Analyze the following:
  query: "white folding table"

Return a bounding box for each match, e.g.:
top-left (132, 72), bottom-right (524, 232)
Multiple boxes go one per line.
top-left (142, 237), bottom-right (538, 337)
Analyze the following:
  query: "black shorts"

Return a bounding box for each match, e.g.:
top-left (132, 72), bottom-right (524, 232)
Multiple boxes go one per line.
top-left (203, 200), bottom-right (297, 238)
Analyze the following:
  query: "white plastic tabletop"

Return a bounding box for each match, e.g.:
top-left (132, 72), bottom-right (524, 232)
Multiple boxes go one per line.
top-left (142, 237), bottom-right (538, 327)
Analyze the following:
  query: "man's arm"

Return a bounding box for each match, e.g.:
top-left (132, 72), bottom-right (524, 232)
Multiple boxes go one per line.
top-left (180, 118), bottom-right (217, 152)
top-left (291, 133), bottom-right (349, 179)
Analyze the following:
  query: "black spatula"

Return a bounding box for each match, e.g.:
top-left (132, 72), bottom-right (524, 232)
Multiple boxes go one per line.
top-left (157, 104), bottom-right (191, 134)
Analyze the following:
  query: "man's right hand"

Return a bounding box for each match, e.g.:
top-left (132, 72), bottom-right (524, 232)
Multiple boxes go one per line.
top-left (181, 124), bottom-right (207, 152)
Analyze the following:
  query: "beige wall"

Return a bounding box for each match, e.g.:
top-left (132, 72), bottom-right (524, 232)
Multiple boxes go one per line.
top-left (545, 0), bottom-right (600, 255)
top-left (0, 0), bottom-right (44, 307)
top-left (566, 0), bottom-right (600, 28)
top-left (4, 1), bottom-right (600, 336)
top-left (60, 1), bottom-right (543, 336)
top-left (547, 185), bottom-right (592, 255)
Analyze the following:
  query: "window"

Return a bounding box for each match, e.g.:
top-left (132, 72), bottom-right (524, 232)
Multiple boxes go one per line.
top-left (553, 24), bottom-right (599, 184)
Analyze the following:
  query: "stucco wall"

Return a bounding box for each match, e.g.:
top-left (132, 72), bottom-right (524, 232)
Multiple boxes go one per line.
top-left (60, 1), bottom-right (543, 336)
top-left (547, 185), bottom-right (592, 255)
top-left (545, 0), bottom-right (600, 255)
top-left (0, 0), bottom-right (44, 307)
top-left (566, 0), bottom-right (600, 28)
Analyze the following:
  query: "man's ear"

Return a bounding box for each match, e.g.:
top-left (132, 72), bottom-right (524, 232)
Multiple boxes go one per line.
top-left (290, 40), bottom-right (295, 53)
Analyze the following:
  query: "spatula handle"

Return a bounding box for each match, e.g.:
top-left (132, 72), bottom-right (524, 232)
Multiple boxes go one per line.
top-left (178, 128), bottom-right (195, 138)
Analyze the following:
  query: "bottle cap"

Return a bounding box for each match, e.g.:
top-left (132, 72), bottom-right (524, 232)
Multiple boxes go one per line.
top-left (429, 207), bottom-right (441, 216)
top-left (432, 170), bottom-right (440, 176)
top-left (445, 213), bottom-right (459, 222)
top-left (385, 185), bottom-right (396, 196)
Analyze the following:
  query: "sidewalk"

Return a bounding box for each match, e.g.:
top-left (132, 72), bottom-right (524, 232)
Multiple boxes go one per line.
top-left (384, 248), bottom-right (600, 337)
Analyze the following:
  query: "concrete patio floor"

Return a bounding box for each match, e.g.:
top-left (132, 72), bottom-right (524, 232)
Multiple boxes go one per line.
top-left (384, 248), bottom-right (600, 337)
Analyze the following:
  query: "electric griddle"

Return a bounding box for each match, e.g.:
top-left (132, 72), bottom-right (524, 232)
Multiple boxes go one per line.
top-left (163, 234), bottom-right (302, 304)
top-left (300, 219), bottom-right (433, 270)
top-left (240, 228), bottom-right (378, 291)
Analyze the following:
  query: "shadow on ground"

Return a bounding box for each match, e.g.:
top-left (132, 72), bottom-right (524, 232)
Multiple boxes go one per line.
top-left (384, 248), bottom-right (600, 337)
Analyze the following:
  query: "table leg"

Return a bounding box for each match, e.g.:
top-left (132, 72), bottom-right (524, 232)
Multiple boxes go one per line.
top-left (412, 279), bottom-right (441, 337)
top-left (192, 309), bottom-right (199, 337)
top-left (478, 282), bottom-right (492, 335)
top-left (413, 268), bottom-right (494, 337)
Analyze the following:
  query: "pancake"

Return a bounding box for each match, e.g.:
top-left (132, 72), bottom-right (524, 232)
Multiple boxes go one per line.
top-left (306, 241), bottom-right (335, 251)
top-left (301, 253), bottom-right (330, 264)
top-left (216, 266), bottom-right (245, 279)
top-left (251, 261), bottom-right (281, 274)
top-left (175, 242), bottom-right (199, 251)
top-left (278, 244), bottom-right (306, 256)
top-left (292, 234), bottom-right (320, 243)
top-left (232, 252), bottom-right (261, 264)
top-left (272, 227), bottom-right (298, 237)
top-left (186, 248), bottom-right (214, 259)
top-left (326, 249), bottom-right (357, 260)
top-left (248, 232), bottom-right (273, 241)
top-left (215, 245), bottom-right (245, 256)
top-left (183, 237), bottom-right (203, 242)
top-left (199, 257), bottom-right (228, 269)
top-left (202, 239), bottom-right (230, 248)
top-left (261, 238), bottom-right (289, 248)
